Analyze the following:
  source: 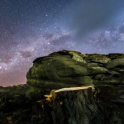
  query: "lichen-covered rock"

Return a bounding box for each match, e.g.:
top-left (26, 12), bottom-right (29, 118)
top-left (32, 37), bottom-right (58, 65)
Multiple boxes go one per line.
top-left (108, 53), bottom-right (124, 59)
top-left (87, 63), bottom-right (99, 67)
top-left (27, 51), bottom-right (92, 88)
top-left (87, 66), bottom-right (108, 74)
top-left (69, 51), bottom-right (86, 63)
top-left (85, 54), bottom-right (110, 64)
top-left (106, 58), bottom-right (124, 69)
top-left (26, 50), bottom-right (124, 89)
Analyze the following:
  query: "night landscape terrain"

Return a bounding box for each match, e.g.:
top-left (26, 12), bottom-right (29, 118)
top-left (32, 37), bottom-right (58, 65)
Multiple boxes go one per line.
top-left (1, 0), bottom-right (124, 124)
top-left (1, 50), bottom-right (124, 123)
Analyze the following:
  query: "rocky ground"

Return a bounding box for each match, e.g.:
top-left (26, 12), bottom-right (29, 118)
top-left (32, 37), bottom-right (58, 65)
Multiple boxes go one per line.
top-left (0, 50), bottom-right (124, 124)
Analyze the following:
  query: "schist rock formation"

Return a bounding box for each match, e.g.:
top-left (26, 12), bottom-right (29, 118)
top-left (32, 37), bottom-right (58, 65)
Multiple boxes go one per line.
top-left (0, 50), bottom-right (124, 124)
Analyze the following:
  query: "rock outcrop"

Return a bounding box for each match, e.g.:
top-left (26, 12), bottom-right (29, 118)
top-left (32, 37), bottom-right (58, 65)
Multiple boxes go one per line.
top-left (1, 50), bottom-right (124, 124)
top-left (27, 50), bottom-right (124, 89)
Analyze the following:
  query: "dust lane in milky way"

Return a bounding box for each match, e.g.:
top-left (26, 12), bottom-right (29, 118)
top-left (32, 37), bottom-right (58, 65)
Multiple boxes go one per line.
top-left (0, 0), bottom-right (124, 86)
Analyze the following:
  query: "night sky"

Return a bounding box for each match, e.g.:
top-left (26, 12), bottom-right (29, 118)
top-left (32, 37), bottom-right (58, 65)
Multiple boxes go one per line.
top-left (1, 0), bottom-right (124, 86)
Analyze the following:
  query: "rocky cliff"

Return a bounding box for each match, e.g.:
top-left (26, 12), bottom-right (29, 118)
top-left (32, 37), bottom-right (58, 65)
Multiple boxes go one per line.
top-left (0, 50), bottom-right (124, 124)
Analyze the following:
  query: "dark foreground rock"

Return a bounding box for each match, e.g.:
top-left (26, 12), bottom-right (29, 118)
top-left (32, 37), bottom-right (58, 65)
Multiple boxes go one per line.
top-left (1, 50), bottom-right (124, 124)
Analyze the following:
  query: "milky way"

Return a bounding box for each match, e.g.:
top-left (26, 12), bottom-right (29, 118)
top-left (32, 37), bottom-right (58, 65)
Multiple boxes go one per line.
top-left (1, 0), bottom-right (124, 86)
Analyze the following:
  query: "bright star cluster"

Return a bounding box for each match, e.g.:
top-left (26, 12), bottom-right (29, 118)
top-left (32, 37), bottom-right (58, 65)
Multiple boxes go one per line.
top-left (0, 0), bottom-right (124, 86)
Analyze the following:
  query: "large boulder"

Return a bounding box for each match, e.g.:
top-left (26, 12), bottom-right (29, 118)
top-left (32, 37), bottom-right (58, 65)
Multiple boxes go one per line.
top-left (26, 50), bottom-right (92, 89)
top-left (26, 50), bottom-right (124, 90)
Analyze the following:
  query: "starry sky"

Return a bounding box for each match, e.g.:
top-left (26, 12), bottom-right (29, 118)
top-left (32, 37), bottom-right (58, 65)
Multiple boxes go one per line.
top-left (1, 0), bottom-right (124, 86)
